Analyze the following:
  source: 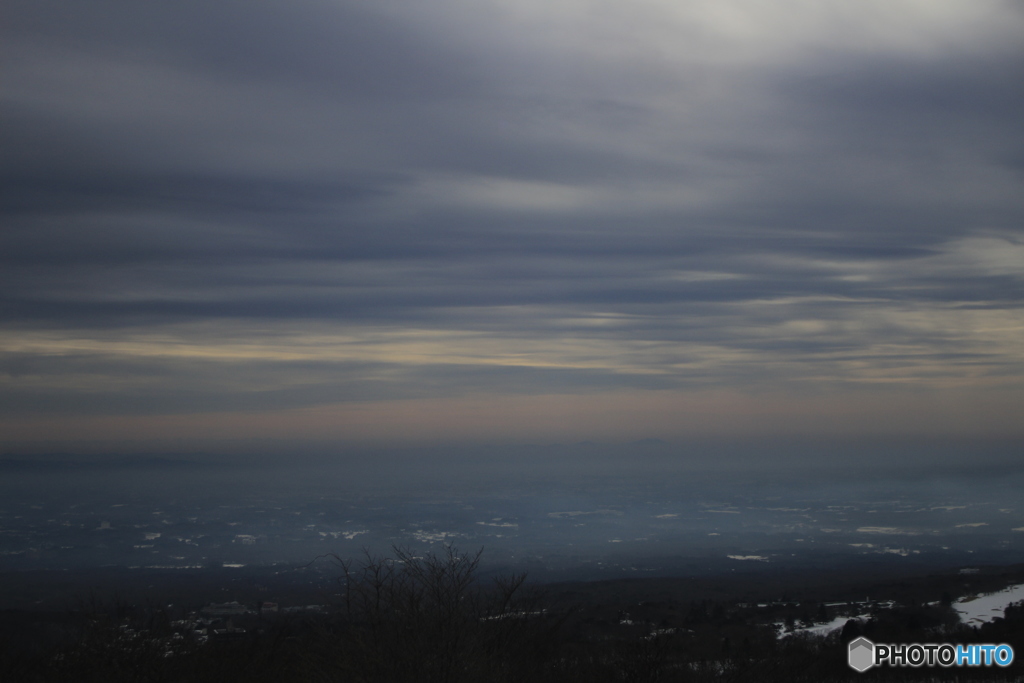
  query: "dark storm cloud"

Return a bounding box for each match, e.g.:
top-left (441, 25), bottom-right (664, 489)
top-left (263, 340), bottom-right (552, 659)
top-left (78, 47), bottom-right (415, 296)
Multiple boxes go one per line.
top-left (0, 171), bottom-right (395, 222)
top-left (2, 0), bottom-right (1023, 436)
top-left (2, 0), bottom-right (485, 100)
top-left (780, 52), bottom-right (1024, 135)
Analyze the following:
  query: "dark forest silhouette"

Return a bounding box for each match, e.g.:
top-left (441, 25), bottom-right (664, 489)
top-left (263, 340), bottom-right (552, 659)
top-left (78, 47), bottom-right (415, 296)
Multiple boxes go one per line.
top-left (3, 547), bottom-right (1023, 682)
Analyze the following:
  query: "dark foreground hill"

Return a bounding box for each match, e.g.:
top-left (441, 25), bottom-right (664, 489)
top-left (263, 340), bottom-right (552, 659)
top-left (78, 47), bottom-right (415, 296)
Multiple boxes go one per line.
top-left (3, 549), bottom-right (1023, 682)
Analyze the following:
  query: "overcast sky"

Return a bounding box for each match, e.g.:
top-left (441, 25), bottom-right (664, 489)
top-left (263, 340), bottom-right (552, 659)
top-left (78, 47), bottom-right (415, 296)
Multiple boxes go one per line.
top-left (2, 0), bottom-right (1023, 453)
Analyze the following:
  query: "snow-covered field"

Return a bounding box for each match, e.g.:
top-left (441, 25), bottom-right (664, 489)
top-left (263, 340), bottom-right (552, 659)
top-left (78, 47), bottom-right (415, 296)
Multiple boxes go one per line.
top-left (954, 584), bottom-right (1024, 626)
top-left (782, 584), bottom-right (1024, 638)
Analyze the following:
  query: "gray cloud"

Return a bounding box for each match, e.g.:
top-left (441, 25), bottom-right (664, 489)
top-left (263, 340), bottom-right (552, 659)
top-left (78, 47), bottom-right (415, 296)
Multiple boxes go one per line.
top-left (2, 1), bottom-right (1023, 441)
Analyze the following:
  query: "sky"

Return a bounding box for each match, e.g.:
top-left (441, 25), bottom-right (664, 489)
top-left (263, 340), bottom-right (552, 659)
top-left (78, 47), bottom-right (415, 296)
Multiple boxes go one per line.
top-left (2, 0), bottom-right (1023, 455)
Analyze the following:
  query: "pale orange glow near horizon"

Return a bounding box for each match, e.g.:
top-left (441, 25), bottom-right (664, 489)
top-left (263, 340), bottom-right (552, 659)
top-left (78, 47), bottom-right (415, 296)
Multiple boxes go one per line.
top-left (3, 386), bottom-right (1021, 453)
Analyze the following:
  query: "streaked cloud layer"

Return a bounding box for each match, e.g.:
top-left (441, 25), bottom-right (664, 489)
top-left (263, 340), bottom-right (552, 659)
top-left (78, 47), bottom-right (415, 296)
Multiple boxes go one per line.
top-left (2, 0), bottom-right (1023, 449)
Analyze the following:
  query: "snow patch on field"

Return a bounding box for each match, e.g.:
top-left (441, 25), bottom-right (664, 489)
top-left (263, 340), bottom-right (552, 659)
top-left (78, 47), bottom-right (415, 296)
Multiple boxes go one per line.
top-left (954, 585), bottom-right (1024, 626)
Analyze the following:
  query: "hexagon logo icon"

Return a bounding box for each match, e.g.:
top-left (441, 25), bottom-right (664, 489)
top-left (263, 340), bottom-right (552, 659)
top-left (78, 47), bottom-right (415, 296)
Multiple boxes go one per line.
top-left (848, 636), bottom-right (875, 672)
